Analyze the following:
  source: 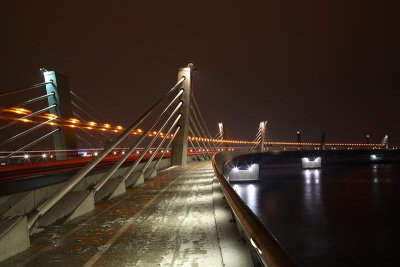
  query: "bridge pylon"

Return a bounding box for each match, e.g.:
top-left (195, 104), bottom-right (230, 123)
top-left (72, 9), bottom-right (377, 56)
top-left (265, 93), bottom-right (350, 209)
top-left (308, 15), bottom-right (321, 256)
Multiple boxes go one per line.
top-left (382, 135), bottom-right (389, 149)
top-left (297, 131), bottom-right (302, 143)
top-left (42, 70), bottom-right (77, 159)
top-left (171, 64), bottom-right (193, 166)
top-left (320, 131), bottom-right (327, 150)
top-left (259, 121), bottom-right (267, 152)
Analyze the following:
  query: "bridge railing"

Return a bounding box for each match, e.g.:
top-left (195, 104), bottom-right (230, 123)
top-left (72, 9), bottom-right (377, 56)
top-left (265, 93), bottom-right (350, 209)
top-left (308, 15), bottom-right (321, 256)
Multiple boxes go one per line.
top-left (212, 151), bottom-right (296, 267)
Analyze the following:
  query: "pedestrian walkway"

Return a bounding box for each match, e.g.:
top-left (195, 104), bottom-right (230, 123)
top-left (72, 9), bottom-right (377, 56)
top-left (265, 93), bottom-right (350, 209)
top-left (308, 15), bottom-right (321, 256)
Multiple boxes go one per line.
top-left (1, 161), bottom-right (252, 266)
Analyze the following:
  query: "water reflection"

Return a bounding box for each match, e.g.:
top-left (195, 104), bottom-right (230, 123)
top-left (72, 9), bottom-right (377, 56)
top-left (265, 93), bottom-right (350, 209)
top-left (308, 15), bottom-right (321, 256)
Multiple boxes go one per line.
top-left (232, 183), bottom-right (259, 211)
top-left (302, 169), bottom-right (323, 216)
top-left (233, 163), bottom-right (400, 266)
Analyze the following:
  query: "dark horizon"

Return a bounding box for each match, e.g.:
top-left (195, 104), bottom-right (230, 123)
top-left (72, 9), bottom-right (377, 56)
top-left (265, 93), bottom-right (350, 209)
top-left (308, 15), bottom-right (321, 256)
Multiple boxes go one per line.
top-left (0, 0), bottom-right (398, 144)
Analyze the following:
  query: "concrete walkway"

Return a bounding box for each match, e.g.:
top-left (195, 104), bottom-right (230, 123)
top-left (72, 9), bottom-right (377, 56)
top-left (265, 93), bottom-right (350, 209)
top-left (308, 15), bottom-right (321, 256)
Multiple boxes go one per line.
top-left (1, 161), bottom-right (252, 267)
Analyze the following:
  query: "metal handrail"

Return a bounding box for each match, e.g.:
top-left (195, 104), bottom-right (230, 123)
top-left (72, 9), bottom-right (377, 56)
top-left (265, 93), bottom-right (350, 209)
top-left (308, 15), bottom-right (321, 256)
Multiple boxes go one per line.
top-left (26, 77), bottom-right (185, 229)
top-left (212, 152), bottom-right (296, 267)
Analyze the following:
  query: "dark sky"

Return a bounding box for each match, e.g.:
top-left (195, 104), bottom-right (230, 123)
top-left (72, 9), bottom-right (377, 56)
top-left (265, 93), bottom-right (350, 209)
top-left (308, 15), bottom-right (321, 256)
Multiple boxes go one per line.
top-left (0, 0), bottom-right (398, 144)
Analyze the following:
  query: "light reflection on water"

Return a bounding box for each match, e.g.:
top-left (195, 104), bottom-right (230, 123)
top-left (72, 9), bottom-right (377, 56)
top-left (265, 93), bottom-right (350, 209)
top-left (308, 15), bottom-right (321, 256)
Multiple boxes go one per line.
top-left (232, 183), bottom-right (258, 211)
top-left (302, 169), bottom-right (323, 216)
top-left (229, 164), bottom-right (400, 267)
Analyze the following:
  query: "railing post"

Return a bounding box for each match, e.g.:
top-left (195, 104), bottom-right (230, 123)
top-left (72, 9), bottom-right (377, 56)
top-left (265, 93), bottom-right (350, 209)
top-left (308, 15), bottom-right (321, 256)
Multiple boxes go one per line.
top-left (43, 70), bottom-right (77, 160)
top-left (171, 65), bottom-right (192, 166)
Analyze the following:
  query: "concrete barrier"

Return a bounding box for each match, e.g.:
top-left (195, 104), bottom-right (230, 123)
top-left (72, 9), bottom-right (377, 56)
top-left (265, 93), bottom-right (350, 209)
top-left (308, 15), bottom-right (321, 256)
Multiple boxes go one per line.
top-left (0, 216), bottom-right (30, 262)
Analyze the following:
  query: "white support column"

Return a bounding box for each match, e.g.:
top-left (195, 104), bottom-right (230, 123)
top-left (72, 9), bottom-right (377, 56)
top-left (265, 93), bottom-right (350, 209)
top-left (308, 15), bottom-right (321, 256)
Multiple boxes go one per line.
top-left (259, 121), bottom-right (266, 152)
top-left (43, 70), bottom-right (77, 160)
top-left (218, 122), bottom-right (227, 149)
top-left (171, 65), bottom-right (192, 166)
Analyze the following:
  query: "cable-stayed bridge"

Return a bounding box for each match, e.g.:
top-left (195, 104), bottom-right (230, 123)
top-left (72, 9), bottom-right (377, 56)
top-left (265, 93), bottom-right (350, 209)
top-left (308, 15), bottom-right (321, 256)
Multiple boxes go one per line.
top-left (0, 64), bottom-right (397, 266)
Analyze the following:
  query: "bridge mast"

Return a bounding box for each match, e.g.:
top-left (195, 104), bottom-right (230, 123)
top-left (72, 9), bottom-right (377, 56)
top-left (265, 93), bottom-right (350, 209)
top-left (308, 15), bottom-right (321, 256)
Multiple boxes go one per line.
top-left (320, 131), bottom-right (327, 150)
top-left (42, 70), bottom-right (77, 160)
top-left (259, 121), bottom-right (266, 152)
top-left (171, 64), bottom-right (193, 166)
top-left (297, 131), bottom-right (302, 143)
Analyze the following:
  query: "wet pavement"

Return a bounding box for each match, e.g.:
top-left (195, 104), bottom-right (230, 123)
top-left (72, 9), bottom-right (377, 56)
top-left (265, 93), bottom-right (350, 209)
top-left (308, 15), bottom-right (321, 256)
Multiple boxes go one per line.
top-left (1, 161), bottom-right (251, 267)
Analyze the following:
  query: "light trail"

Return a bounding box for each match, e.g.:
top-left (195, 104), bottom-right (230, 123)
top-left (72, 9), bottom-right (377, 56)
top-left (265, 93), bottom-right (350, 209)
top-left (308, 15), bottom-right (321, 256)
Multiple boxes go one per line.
top-left (0, 106), bottom-right (384, 147)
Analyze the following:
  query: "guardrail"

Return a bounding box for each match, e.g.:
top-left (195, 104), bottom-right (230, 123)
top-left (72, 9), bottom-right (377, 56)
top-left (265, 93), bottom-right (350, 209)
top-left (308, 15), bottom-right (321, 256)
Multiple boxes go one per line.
top-left (212, 151), bottom-right (296, 267)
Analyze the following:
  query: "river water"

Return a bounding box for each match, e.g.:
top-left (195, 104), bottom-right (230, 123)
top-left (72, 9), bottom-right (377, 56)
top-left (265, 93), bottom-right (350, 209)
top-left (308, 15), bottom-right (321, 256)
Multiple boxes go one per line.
top-left (231, 163), bottom-right (400, 266)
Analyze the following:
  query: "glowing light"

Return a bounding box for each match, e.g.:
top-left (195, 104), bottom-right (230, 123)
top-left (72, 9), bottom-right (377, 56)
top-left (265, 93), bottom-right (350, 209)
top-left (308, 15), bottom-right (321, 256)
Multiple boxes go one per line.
top-left (94, 152), bottom-right (98, 156)
top-left (88, 121), bottom-right (97, 126)
top-left (7, 107), bottom-right (31, 115)
top-left (68, 118), bottom-right (80, 124)
top-left (44, 113), bottom-right (58, 119)
top-left (233, 167), bottom-right (239, 172)
top-left (113, 151), bottom-right (117, 155)
top-left (42, 153), bottom-right (47, 158)
top-left (103, 124), bottom-right (111, 128)
top-left (24, 154), bottom-right (29, 159)
top-left (116, 125), bottom-right (123, 130)
top-left (137, 129), bottom-right (143, 133)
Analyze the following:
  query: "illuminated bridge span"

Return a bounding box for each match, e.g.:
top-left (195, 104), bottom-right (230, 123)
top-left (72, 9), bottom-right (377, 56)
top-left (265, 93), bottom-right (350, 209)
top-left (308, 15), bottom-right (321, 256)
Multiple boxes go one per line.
top-left (0, 64), bottom-right (396, 266)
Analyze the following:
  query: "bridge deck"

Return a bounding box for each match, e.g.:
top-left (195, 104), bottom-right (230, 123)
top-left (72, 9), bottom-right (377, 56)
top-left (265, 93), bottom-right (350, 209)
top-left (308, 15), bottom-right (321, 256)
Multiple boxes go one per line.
top-left (1, 161), bottom-right (252, 266)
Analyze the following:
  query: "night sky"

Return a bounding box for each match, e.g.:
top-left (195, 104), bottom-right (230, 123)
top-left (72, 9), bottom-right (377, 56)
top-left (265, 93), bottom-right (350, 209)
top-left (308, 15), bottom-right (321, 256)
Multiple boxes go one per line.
top-left (0, 1), bottom-right (398, 144)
